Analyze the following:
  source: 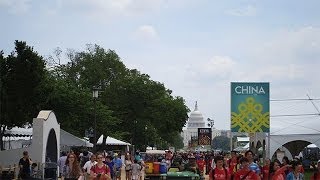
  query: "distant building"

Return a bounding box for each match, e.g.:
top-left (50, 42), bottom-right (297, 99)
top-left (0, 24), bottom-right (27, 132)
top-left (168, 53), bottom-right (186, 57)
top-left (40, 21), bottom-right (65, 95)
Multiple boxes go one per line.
top-left (221, 130), bottom-right (231, 138)
top-left (182, 102), bottom-right (206, 147)
top-left (212, 128), bottom-right (221, 139)
top-left (212, 129), bottom-right (231, 139)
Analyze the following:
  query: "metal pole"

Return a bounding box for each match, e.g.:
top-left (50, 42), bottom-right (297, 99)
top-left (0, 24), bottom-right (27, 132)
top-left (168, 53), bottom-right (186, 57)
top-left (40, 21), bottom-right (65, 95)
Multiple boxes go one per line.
top-left (267, 132), bottom-right (270, 159)
top-left (94, 97), bottom-right (97, 153)
top-left (230, 132), bottom-right (233, 151)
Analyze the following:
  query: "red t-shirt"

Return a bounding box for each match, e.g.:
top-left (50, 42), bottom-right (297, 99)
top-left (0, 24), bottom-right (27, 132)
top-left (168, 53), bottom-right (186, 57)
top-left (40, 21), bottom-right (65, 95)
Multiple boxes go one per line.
top-left (197, 160), bottom-right (205, 172)
top-left (209, 168), bottom-right (230, 180)
top-left (311, 172), bottom-right (320, 180)
top-left (228, 157), bottom-right (238, 174)
top-left (234, 169), bottom-right (259, 180)
top-left (90, 164), bottom-right (110, 180)
top-left (262, 165), bottom-right (269, 180)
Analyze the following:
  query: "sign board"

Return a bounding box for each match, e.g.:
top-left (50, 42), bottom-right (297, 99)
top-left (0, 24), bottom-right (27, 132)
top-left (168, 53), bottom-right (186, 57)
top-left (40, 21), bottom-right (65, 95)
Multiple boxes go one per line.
top-left (198, 128), bottom-right (212, 145)
top-left (231, 82), bottom-right (270, 132)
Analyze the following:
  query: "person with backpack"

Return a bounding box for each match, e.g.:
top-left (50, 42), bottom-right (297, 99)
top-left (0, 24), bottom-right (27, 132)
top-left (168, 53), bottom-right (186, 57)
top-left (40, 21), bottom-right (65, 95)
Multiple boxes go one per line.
top-left (234, 157), bottom-right (260, 180)
top-left (209, 155), bottom-right (230, 180)
top-left (245, 150), bottom-right (261, 175)
top-left (311, 160), bottom-right (320, 180)
top-left (90, 153), bottom-right (111, 180)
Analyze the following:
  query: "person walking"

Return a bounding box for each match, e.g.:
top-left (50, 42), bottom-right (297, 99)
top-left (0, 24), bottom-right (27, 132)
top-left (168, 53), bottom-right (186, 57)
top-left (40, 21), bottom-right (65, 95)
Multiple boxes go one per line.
top-left (112, 153), bottom-right (122, 180)
top-left (209, 156), bottom-right (230, 180)
top-left (83, 154), bottom-right (97, 180)
top-left (131, 159), bottom-right (142, 180)
top-left (58, 151), bottom-right (68, 177)
top-left (18, 151), bottom-right (33, 179)
top-left (90, 153), bottom-right (111, 180)
top-left (234, 157), bottom-right (260, 180)
top-left (286, 160), bottom-right (304, 180)
top-left (124, 153), bottom-right (132, 180)
top-left (61, 153), bottom-right (82, 180)
top-left (311, 160), bottom-right (320, 180)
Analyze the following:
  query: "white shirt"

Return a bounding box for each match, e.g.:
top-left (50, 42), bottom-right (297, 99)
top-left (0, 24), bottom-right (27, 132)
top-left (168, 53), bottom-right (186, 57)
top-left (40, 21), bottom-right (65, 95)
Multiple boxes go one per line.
top-left (83, 160), bottom-right (97, 174)
top-left (58, 156), bottom-right (67, 174)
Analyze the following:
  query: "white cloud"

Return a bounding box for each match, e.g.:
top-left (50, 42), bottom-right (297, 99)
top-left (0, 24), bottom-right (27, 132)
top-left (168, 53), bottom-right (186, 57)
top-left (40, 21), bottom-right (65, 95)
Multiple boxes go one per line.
top-left (0, 0), bottom-right (31, 14)
top-left (226, 5), bottom-right (257, 17)
top-left (256, 26), bottom-right (320, 63)
top-left (203, 56), bottom-right (236, 76)
top-left (53, 0), bottom-right (167, 20)
top-left (134, 25), bottom-right (159, 41)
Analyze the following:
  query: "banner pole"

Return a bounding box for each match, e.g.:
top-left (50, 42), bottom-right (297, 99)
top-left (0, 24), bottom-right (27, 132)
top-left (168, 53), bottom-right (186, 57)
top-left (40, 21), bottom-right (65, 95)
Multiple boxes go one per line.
top-left (230, 132), bottom-right (233, 151)
top-left (230, 82), bottom-right (233, 151)
top-left (267, 132), bottom-right (270, 159)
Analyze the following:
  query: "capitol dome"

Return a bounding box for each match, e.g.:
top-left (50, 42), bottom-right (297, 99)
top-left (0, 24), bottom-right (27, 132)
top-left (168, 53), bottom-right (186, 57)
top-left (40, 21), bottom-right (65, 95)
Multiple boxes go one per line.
top-left (189, 101), bottom-right (204, 121)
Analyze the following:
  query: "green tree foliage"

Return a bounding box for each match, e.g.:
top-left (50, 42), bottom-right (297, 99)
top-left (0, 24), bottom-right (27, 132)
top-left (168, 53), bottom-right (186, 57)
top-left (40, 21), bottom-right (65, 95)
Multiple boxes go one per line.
top-left (0, 41), bottom-right (47, 150)
top-left (212, 136), bottom-right (231, 151)
top-left (55, 45), bottom-right (189, 149)
top-left (0, 42), bottom-right (189, 150)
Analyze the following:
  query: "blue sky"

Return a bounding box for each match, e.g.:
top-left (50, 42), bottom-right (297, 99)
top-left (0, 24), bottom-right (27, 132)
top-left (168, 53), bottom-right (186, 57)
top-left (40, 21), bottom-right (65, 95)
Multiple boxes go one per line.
top-left (1, 0), bottom-right (320, 133)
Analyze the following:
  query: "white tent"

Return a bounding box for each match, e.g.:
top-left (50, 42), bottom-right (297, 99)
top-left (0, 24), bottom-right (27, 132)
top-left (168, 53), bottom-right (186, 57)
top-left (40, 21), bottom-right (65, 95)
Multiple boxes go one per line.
top-left (234, 142), bottom-right (249, 152)
top-left (97, 135), bottom-right (131, 146)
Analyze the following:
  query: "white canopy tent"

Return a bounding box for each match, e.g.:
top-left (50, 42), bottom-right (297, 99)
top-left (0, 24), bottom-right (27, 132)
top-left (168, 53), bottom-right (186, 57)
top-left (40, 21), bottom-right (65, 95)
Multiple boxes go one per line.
top-left (3, 126), bottom-right (93, 148)
top-left (234, 142), bottom-right (250, 152)
top-left (97, 135), bottom-right (131, 146)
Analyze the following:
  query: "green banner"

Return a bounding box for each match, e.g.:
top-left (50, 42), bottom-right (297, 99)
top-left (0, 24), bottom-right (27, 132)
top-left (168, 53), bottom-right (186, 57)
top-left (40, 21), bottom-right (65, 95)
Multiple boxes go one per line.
top-left (231, 82), bottom-right (270, 132)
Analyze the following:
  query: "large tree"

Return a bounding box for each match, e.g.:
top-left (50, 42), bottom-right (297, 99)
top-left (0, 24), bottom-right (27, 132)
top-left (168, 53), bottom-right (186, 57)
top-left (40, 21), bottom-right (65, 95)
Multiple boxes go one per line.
top-left (212, 136), bottom-right (231, 151)
top-left (52, 45), bottom-right (189, 149)
top-left (0, 41), bottom-right (47, 150)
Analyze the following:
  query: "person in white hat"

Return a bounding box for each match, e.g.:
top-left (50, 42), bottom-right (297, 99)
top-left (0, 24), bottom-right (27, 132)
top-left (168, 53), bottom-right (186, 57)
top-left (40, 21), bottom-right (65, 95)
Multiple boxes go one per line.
top-left (311, 160), bottom-right (320, 179)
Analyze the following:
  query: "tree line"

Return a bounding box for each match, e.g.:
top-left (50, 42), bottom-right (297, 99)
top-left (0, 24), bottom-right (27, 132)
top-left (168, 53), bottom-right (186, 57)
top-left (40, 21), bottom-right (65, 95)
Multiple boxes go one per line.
top-left (0, 41), bottom-right (189, 150)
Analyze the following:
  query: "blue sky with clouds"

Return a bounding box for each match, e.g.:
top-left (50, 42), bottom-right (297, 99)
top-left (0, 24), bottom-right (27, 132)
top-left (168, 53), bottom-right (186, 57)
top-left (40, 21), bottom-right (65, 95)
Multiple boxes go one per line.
top-left (1, 0), bottom-right (320, 133)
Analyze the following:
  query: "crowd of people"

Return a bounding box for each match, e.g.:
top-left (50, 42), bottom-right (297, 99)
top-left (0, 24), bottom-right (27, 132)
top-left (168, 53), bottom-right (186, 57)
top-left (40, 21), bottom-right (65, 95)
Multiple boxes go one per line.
top-left (16, 149), bottom-right (320, 180)
top-left (168, 150), bottom-right (319, 180)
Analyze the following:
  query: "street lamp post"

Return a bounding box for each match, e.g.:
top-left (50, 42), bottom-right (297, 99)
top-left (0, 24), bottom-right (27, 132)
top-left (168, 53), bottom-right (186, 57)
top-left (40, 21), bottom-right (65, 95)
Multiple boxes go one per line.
top-left (207, 118), bottom-right (214, 128)
top-left (92, 87), bottom-right (99, 153)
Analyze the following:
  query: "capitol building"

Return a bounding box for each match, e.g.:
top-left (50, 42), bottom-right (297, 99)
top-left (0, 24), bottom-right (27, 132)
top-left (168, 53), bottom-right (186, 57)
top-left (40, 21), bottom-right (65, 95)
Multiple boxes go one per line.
top-left (182, 102), bottom-right (231, 148)
top-left (182, 102), bottom-right (206, 147)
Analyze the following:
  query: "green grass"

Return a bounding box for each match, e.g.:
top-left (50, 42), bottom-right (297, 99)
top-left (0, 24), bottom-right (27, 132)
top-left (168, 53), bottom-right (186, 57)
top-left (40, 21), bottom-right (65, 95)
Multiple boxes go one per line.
top-left (304, 169), bottom-right (314, 179)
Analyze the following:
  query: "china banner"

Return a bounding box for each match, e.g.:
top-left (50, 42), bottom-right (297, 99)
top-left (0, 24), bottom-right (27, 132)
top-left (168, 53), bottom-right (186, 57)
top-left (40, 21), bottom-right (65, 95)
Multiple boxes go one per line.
top-left (231, 82), bottom-right (270, 133)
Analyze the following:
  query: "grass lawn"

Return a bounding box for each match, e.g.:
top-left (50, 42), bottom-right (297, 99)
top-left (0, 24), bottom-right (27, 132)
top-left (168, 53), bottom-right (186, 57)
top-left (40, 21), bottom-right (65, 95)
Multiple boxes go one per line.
top-left (304, 169), bottom-right (315, 179)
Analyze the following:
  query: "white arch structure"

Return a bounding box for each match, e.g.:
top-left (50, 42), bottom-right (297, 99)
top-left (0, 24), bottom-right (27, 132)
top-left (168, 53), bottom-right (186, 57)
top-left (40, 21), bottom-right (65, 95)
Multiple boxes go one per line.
top-left (269, 134), bottom-right (320, 158)
top-left (0, 110), bottom-right (60, 167)
top-left (251, 133), bottom-right (320, 159)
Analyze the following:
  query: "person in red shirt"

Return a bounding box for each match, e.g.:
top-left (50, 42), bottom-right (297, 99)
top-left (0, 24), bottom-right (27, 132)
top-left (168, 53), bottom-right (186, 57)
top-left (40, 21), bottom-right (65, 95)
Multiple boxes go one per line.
top-left (262, 159), bottom-right (270, 180)
top-left (90, 153), bottom-right (111, 180)
top-left (209, 156), bottom-right (230, 180)
top-left (197, 156), bottom-right (206, 175)
top-left (311, 160), bottom-right (320, 180)
top-left (228, 151), bottom-right (238, 177)
top-left (269, 159), bottom-right (290, 180)
top-left (234, 157), bottom-right (260, 180)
